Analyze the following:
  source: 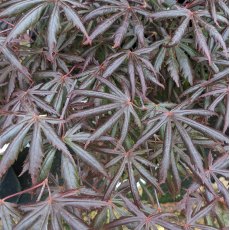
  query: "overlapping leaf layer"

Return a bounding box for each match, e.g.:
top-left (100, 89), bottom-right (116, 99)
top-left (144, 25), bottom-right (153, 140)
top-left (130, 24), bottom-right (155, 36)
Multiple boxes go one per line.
top-left (0, 0), bottom-right (228, 229)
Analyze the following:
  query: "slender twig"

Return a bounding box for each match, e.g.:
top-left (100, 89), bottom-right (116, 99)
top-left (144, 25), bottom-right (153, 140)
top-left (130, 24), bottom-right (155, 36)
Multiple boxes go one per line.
top-left (2, 179), bottom-right (48, 202)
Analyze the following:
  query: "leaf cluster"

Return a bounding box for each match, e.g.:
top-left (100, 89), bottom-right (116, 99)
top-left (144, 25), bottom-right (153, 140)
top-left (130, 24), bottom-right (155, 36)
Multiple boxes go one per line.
top-left (0, 0), bottom-right (228, 229)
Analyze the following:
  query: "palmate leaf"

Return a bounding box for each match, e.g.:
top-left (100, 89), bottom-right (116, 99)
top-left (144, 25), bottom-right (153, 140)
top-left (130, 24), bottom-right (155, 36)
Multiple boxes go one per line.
top-left (0, 0), bottom-right (90, 57)
top-left (132, 104), bottom-right (228, 184)
top-left (0, 113), bottom-right (73, 184)
top-left (187, 153), bottom-right (229, 205)
top-left (0, 0), bottom-right (228, 228)
top-left (98, 143), bottom-right (162, 205)
top-left (22, 33), bottom-right (84, 73)
top-left (68, 77), bottom-right (141, 145)
top-left (61, 154), bottom-right (79, 190)
top-left (181, 68), bottom-right (229, 100)
top-left (2, 84), bottom-right (58, 120)
top-left (100, 45), bottom-right (164, 97)
top-left (35, 71), bottom-right (76, 113)
top-left (14, 190), bottom-right (107, 230)
top-left (94, 195), bottom-right (130, 228)
top-left (105, 195), bottom-right (181, 230)
top-left (0, 59), bottom-right (32, 105)
top-left (83, 0), bottom-right (153, 46)
top-left (181, 196), bottom-right (218, 230)
top-left (152, 4), bottom-right (228, 63)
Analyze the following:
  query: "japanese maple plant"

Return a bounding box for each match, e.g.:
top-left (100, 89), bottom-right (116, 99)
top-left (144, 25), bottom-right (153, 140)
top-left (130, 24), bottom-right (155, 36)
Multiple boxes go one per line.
top-left (0, 0), bottom-right (228, 229)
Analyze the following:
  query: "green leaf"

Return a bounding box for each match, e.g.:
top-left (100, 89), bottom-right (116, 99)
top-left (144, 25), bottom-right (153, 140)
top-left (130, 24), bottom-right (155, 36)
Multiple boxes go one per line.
top-left (61, 154), bottom-right (79, 189)
top-left (39, 148), bottom-right (56, 181)
top-left (175, 47), bottom-right (193, 85)
top-left (167, 49), bottom-right (180, 87)
top-left (154, 47), bottom-right (166, 72)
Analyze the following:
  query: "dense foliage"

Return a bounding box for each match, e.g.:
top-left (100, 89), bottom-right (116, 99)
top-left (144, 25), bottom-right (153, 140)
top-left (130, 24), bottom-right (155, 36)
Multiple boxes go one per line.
top-left (0, 0), bottom-right (229, 229)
